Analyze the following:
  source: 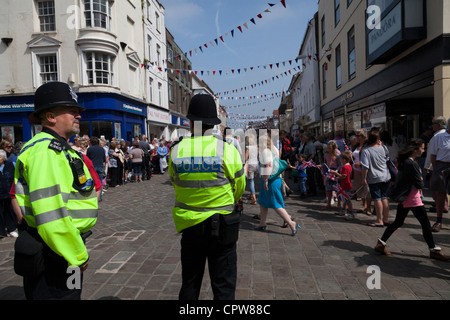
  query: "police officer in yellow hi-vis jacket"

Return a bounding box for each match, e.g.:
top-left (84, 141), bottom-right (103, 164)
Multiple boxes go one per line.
top-left (13, 82), bottom-right (97, 300)
top-left (169, 94), bottom-right (245, 300)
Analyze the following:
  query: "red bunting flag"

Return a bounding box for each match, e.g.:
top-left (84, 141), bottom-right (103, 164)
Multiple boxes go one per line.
top-left (281, 0), bottom-right (286, 8)
top-left (257, 14), bottom-right (262, 18)
top-left (237, 26), bottom-right (243, 33)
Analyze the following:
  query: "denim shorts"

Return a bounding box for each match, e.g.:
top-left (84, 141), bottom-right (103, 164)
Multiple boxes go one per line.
top-left (368, 181), bottom-right (390, 201)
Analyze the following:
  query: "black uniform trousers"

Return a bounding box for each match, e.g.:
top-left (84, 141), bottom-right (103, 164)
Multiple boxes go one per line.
top-left (179, 216), bottom-right (237, 300)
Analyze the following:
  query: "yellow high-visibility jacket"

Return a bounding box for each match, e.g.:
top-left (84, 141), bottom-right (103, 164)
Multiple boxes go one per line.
top-left (169, 135), bottom-right (246, 233)
top-left (14, 130), bottom-right (98, 267)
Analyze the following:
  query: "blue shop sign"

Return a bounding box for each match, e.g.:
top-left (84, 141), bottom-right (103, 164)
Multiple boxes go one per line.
top-left (0, 95), bottom-right (35, 113)
top-left (171, 115), bottom-right (179, 125)
top-left (180, 118), bottom-right (190, 127)
top-left (78, 93), bottom-right (146, 117)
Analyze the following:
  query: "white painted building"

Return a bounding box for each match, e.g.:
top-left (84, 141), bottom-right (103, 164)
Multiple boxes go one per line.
top-left (0, 0), bottom-right (148, 142)
top-left (292, 13), bottom-right (321, 136)
top-left (143, 0), bottom-right (170, 140)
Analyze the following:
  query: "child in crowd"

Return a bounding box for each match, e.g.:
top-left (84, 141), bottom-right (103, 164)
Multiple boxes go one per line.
top-left (323, 140), bottom-right (341, 210)
top-left (330, 151), bottom-right (354, 220)
top-left (289, 154), bottom-right (308, 198)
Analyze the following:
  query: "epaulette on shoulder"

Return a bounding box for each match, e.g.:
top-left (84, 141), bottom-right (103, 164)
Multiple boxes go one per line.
top-left (18, 137), bottom-right (53, 156)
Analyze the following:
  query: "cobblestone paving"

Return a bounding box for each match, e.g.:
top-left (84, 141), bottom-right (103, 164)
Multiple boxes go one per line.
top-left (0, 172), bottom-right (449, 300)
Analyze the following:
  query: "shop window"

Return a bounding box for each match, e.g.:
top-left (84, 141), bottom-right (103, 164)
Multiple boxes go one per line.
top-left (1, 124), bottom-right (23, 143)
top-left (79, 121), bottom-right (90, 138)
top-left (91, 121), bottom-right (113, 141)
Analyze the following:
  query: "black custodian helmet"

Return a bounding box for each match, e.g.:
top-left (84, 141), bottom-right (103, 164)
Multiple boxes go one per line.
top-left (187, 94), bottom-right (221, 125)
top-left (29, 81), bottom-right (85, 124)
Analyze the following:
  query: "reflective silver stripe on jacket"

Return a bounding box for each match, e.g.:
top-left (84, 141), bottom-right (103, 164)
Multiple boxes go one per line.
top-left (171, 137), bottom-right (235, 188)
top-left (34, 207), bottom-right (69, 226)
top-left (33, 208), bottom-right (98, 226)
top-left (174, 201), bottom-right (234, 212)
top-left (29, 185), bottom-right (97, 203)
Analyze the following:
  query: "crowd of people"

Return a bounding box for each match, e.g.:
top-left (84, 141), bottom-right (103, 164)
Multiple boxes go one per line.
top-left (243, 116), bottom-right (450, 261)
top-left (1, 116), bottom-right (450, 261)
top-left (0, 131), bottom-right (172, 238)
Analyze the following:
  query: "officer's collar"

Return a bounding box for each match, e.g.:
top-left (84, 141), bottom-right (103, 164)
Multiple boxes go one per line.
top-left (42, 127), bottom-right (72, 150)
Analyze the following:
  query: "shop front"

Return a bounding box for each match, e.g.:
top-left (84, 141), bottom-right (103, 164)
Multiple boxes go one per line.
top-left (0, 92), bottom-right (146, 143)
top-left (169, 114), bottom-right (191, 141)
top-left (147, 106), bottom-right (170, 141)
top-left (76, 92), bottom-right (147, 143)
top-left (0, 95), bottom-right (35, 143)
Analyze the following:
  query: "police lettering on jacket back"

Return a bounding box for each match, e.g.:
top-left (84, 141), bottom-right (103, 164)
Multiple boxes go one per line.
top-left (172, 156), bottom-right (221, 174)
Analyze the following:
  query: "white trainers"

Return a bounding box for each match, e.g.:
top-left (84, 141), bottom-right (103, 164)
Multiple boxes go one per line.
top-left (8, 231), bottom-right (18, 238)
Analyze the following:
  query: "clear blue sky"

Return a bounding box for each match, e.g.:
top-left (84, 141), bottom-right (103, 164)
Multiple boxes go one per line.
top-left (160, 0), bottom-right (318, 129)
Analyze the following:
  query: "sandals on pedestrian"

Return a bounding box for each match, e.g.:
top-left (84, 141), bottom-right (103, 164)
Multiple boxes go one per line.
top-left (254, 225), bottom-right (267, 232)
top-left (291, 223), bottom-right (301, 236)
top-left (367, 223), bottom-right (384, 228)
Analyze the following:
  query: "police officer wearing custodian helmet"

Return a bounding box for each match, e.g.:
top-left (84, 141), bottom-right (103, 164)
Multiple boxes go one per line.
top-left (13, 82), bottom-right (98, 299)
top-left (169, 94), bottom-right (246, 300)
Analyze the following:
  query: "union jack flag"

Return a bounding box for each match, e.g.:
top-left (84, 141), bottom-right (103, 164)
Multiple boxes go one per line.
top-left (343, 141), bottom-right (350, 150)
top-left (322, 164), bottom-right (336, 181)
top-left (298, 160), bottom-right (316, 170)
top-left (336, 184), bottom-right (351, 202)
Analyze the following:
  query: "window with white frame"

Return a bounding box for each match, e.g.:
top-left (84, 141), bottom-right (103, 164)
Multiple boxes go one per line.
top-left (146, 0), bottom-right (151, 22)
top-left (39, 54), bottom-right (58, 84)
top-left (156, 44), bottom-right (161, 66)
top-left (84, 0), bottom-right (111, 30)
top-left (169, 79), bottom-right (173, 102)
top-left (147, 35), bottom-right (152, 61)
top-left (155, 11), bottom-right (160, 32)
top-left (129, 65), bottom-right (138, 94)
top-left (167, 43), bottom-right (173, 65)
top-left (86, 52), bottom-right (114, 85)
top-left (37, 1), bottom-right (56, 32)
top-left (148, 77), bottom-right (153, 102)
top-left (158, 82), bottom-right (162, 106)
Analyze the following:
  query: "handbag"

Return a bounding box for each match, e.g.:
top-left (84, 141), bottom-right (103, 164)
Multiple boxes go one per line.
top-left (269, 156), bottom-right (288, 181)
top-left (384, 145), bottom-right (397, 182)
top-left (161, 157), bottom-right (168, 169)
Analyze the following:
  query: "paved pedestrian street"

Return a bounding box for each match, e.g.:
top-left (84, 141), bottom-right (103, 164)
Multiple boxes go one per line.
top-left (0, 172), bottom-right (449, 301)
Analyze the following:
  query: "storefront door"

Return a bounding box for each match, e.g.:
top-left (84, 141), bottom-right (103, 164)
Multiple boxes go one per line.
top-left (387, 114), bottom-right (419, 149)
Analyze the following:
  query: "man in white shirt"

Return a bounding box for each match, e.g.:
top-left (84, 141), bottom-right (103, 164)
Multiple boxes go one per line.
top-left (428, 117), bottom-right (450, 232)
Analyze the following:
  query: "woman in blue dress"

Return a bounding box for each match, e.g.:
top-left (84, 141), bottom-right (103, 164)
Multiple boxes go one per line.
top-left (254, 140), bottom-right (300, 236)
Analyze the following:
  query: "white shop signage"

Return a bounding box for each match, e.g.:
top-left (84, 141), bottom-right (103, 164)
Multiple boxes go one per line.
top-left (147, 107), bottom-right (170, 124)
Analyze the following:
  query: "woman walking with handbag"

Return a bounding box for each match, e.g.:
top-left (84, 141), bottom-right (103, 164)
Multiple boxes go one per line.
top-left (254, 135), bottom-right (300, 236)
top-left (374, 139), bottom-right (450, 261)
